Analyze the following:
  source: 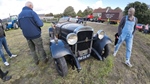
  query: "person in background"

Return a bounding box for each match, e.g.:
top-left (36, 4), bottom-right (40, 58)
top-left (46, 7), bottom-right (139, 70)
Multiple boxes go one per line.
top-left (0, 19), bottom-right (17, 66)
top-left (18, 1), bottom-right (49, 65)
top-left (107, 18), bottom-right (110, 25)
top-left (0, 68), bottom-right (11, 82)
top-left (144, 24), bottom-right (149, 34)
top-left (113, 7), bottom-right (138, 67)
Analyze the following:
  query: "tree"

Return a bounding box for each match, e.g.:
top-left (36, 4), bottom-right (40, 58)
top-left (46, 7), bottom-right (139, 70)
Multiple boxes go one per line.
top-left (77, 10), bottom-right (83, 17)
top-left (115, 7), bottom-right (122, 10)
top-left (141, 10), bottom-right (150, 24)
top-left (54, 13), bottom-right (63, 18)
top-left (106, 6), bottom-right (112, 9)
top-left (63, 6), bottom-right (76, 17)
top-left (124, 1), bottom-right (148, 24)
top-left (45, 13), bottom-right (53, 16)
top-left (83, 6), bottom-right (93, 16)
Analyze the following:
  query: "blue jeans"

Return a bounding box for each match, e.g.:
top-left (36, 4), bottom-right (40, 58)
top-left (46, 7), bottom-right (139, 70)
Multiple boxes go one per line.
top-left (114, 33), bottom-right (133, 61)
top-left (0, 37), bottom-right (12, 62)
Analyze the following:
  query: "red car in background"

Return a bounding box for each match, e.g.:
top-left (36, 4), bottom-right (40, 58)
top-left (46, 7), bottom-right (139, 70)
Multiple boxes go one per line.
top-left (136, 24), bottom-right (144, 32)
top-left (87, 14), bottom-right (94, 21)
top-left (97, 17), bottom-right (105, 23)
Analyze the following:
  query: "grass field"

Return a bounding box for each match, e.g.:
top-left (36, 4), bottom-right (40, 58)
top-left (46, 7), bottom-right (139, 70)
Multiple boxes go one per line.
top-left (0, 23), bottom-right (114, 84)
top-left (0, 22), bottom-right (149, 84)
top-left (87, 22), bottom-right (150, 84)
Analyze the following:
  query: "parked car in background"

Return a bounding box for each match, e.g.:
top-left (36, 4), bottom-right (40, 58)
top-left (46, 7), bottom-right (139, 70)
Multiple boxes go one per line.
top-left (87, 14), bottom-right (94, 21)
top-left (136, 24), bottom-right (144, 32)
top-left (97, 17), bottom-right (105, 23)
top-left (2, 15), bottom-right (19, 30)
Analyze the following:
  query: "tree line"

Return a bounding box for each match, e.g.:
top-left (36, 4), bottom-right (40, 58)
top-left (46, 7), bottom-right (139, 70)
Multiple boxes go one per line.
top-left (45, 1), bottom-right (150, 24)
top-left (46, 6), bottom-right (120, 18)
top-left (45, 6), bottom-right (93, 18)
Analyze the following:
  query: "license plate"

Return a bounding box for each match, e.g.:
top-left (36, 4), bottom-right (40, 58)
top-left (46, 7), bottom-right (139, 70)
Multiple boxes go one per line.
top-left (77, 54), bottom-right (90, 61)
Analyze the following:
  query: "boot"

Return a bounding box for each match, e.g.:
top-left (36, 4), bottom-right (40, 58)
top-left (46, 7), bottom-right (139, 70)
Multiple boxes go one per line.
top-left (0, 69), bottom-right (11, 82)
top-left (0, 69), bottom-right (9, 78)
top-left (3, 71), bottom-right (9, 77)
top-left (2, 76), bottom-right (12, 82)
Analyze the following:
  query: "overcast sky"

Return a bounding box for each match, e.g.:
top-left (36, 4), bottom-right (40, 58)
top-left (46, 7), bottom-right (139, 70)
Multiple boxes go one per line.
top-left (0, 0), bottom-right (150, 19)
top-left (0, 0), bottom-right (103, 19)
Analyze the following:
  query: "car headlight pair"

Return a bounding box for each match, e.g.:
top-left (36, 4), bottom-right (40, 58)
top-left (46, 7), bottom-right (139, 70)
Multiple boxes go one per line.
top-left (66, 33), bottom-right (78, 45)
top-left (97, 30), bottom-right (105, 39)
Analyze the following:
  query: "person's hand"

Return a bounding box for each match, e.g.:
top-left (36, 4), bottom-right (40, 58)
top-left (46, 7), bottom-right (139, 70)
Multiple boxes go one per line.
top-left (117, 36), bottom-right (119, 38)
top-left (51, 24), bottom-right (55, 29)
top-left (53, 25), bottom-right (56, 29)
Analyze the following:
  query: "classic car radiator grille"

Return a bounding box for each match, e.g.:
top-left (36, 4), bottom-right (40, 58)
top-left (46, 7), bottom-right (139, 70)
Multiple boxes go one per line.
top-left (77, 31), bottom-right (93, 51)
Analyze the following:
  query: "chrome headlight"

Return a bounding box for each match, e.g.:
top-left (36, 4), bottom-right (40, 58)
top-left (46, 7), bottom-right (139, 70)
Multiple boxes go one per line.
top-left (97, 30), bottom-right (105, 39)
top-left (66, 33), bottom-right (78, 45)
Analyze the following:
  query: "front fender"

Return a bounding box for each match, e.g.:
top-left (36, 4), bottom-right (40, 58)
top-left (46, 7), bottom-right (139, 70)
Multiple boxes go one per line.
top-left (93, 35), bottom-right (112, 56)
top-left (49, 27), bottom-right (54, 37)
top-left (50, 39), bottom-right (81, 71)
top-left (50, 39), bottom-right (73, 59)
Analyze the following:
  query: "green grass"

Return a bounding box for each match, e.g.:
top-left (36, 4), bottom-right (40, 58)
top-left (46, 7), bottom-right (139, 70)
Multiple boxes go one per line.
top-left (0, 23), bottom-right (114, 84)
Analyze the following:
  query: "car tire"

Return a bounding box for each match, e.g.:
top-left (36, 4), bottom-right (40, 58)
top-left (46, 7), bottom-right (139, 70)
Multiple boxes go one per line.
top-left (101, 44), bottom-right (109, 58)
top-left (13, 23), bottom-right (19, 29)
top-left (54, 57), bottom-right (68, 77)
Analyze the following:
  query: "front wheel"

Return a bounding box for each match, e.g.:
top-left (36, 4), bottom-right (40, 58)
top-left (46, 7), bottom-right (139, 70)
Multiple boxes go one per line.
top-left (101, 44), bottom-right (109, 58)
top-left (54, 57), bottom-right (68, 77)
top-left (13, 23), bottom-right (19, 29)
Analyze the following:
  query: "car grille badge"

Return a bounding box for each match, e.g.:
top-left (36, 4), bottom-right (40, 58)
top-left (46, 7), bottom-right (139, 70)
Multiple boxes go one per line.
top-left (85, 37), bottom-right (88, 42)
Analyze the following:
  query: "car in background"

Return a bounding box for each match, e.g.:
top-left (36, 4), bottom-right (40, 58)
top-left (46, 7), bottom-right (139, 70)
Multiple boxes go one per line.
top-left (2, 15), bottom-right (19, 30)
top-left (97, 17), bottom-right (105, 23)
top-left (136, 24), bottom-right (144, 32)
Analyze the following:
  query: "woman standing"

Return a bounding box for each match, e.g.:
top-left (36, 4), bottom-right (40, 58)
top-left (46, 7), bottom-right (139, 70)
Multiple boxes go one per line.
top-left (0, 19), bottom-right (17, 66)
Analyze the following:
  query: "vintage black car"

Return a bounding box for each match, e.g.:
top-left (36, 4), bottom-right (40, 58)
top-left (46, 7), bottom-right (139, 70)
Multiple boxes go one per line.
top-left (49, 19), bottom-right (112, 77)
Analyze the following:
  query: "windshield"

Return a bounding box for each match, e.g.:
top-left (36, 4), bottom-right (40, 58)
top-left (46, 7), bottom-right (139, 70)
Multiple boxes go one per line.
top-left (58, 17), bottom-right (78, 23)
top-left (10, 15), bottom-right (18, 21)
top-left (59, 17), bottom-right (69, 23)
